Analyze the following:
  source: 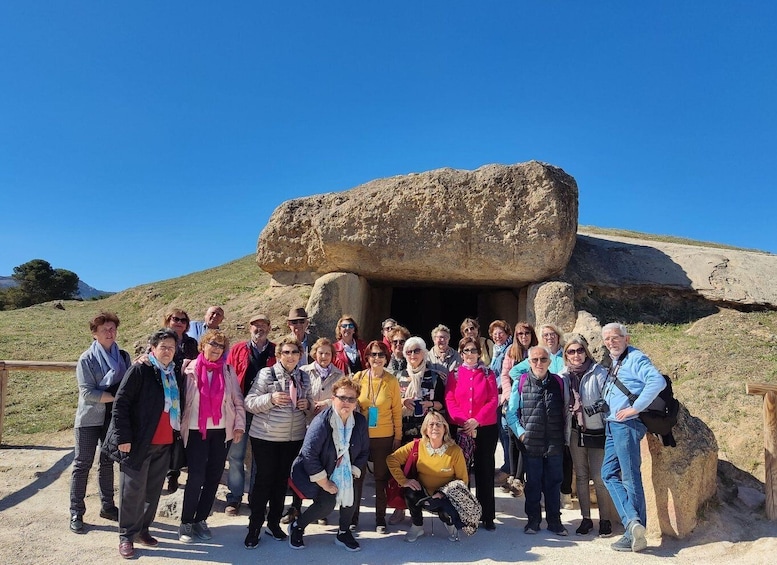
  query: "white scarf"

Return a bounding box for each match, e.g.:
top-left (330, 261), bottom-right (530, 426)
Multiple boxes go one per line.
top-left (404, 360), bottom-right (427, 400)
top-left (329, 410), bottom-right (355, 507)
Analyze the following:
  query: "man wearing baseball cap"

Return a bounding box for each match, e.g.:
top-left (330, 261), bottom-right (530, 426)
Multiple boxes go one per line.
top-left (223, 313), bottom-right (276, 515)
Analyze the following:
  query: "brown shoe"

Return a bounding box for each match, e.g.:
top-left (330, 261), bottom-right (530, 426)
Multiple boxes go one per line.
top-left (119, 541), bottom-right (135, 559)
top-left (225, 502), bottom-right (240, 516)
top-left (137, 530), bottom-right (158, 547)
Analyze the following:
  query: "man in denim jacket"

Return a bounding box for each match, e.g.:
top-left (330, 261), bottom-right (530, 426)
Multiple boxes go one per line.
top-left (601, 323), bottom-right (665, 553)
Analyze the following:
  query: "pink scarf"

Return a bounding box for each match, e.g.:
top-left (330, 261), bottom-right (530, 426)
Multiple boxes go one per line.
top-left (195, 353), bottom-right (226, 439)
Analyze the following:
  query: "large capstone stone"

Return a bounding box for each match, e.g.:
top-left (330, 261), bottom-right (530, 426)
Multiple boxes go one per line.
top-left (257, 161), bottom-right (578, 287)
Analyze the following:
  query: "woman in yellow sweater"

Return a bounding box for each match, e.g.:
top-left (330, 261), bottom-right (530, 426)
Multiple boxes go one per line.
top-left (387, 411), bottom-right (468, 542)
top-left (351, 340), bottom-right (402, 533)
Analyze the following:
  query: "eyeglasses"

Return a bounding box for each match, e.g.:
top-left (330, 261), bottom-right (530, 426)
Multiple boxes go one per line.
top-left (170, 316), bottom-right (188, 323)
top-left (392, 339), bottom-right (406, 345)
top-left (464, 326), bottom-right (476, 332)
top-left (516, 331), bottom-right (531, 336)
top-left (427, 422), bottom-right (444, 428)
top-left (529, 357), bottom-right (549, 363)
top-left (542, 333), bottom-right (558, 339)
top-left (566, 347), bottom-right (586, 356)
top-left (340, 323), bottom-right (355, 329)
top-left (334, 395), bottom-right (358, 404)
top-left (289, 319), bottom-right (306, 325)
top-left (369, 352), bottom-right (386, 358)
top-left (406, 348), bottom-right (422, 355)
top-left (461, 348), bottom-right (479, 354)
top-left (207, 342), bottom-right (226, 350)
top-left (280, 349), bottom-right (300, 356)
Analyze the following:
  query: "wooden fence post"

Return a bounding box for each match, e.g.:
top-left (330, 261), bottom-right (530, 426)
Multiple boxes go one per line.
top-left (746, 382), bottom-right (777, 520)
top-left (0, 361), bottom-right (7, 445)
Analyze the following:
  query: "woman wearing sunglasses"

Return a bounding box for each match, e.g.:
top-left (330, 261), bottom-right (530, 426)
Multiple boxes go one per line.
top-left (445, 336), bottom-right (499, 531)
top-left (388, 336), bottom-right (448, 525)
top-left (560, 334), bottom-right (617, 538)
top-left (352, 340), bottom-right (402, 533)
top-left (178, 330), bottom-right (245, 544)
top-left (287, 377), bottom-right (370, 551)
top-left (243, 337), bottom-right (313, 549)
top-left (332, 315), bottom-right (367, 375)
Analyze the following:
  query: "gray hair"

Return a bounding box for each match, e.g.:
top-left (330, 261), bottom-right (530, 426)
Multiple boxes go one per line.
top-left (601, 322), bottom-right (629, 337)
top-left (540, 324), bottom-right (565, 348)
top-left (404, 336), bottom-right (428, 357)
top-left (528, 345), bottom-right (552, 359)
top-left (431, 324), bottom-right (451, 338)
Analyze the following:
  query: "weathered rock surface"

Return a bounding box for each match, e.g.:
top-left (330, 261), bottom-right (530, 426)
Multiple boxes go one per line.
top-left (306, 272), bottom-right (369, 339)
top-left (643, 404), bottom-right (718, 538)
top-left (567, 231), bottom-right (777, 309)
top-left (257, 161), bottom-right (578, 286)
top-left (527, 281), bottom-right (576, 332)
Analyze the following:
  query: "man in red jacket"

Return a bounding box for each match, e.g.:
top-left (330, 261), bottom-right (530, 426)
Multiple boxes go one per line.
top-left (223, 313), bottom-right (276, 516)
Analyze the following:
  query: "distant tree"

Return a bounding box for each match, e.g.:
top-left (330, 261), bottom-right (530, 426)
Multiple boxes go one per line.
top-left (10, 259), bottom-right (80, 308)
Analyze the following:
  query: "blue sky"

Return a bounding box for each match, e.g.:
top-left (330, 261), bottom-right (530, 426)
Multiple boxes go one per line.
top-left (2, 2), bottom-right (775, 292)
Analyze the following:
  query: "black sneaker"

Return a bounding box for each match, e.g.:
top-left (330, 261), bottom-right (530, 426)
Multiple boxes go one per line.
top-left (576, 518), bottom-right (594, 535)
top-left (524, 520), bottom-right (540, 534)
top-left (265, 523), bottom-right (287, 541)
top-left (70, 515), bottom-right (84, 534)
top-left (599, 520), bottom-right (613, 537)
top-left (244, 527), bottom-right (260, 549)
top-left (288, 522), bottom-right (305, 550)
top-left (99, 506), bottom-right (119, 521)
top-left (548, 522), bottom-right (568, 536)
top-left (335, 529), bottom-right (361, 552)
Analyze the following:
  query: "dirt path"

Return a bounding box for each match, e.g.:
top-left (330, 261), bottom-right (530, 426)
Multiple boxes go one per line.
top-left (1, 431), bottom-right (776, 564)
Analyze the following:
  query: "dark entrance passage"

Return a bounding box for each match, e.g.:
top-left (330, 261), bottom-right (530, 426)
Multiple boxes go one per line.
top-left (390, 287), bottom-right (483, 344)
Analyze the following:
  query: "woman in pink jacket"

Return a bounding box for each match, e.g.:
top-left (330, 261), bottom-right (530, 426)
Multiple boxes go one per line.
top-left (179, 330), bottom-right (246, 543)
top-left (445, 336), bottom-right (499, 531)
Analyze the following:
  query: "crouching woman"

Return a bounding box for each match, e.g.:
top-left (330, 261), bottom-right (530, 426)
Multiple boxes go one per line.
top-left (288, 377), bottom-right (370, 551)
top-left (387, 411), bottom-right (469, 542)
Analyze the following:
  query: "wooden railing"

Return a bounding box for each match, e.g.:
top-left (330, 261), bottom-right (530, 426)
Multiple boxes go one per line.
top-left (746, 382), bottom-right (777, 520)
top-left (0, 360), bottom-right (77, 445)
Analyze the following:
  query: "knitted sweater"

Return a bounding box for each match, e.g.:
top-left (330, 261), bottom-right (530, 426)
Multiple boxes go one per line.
top-left (387, 440), bottom-right (468, 492)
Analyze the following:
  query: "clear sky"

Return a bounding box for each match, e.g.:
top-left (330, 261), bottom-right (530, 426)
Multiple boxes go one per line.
top-left (2, 2), bottom-right (775, 292)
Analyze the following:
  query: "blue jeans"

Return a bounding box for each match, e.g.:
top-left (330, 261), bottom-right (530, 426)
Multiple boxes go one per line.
top-left (226, 412), bottom-right (253, 504)
top-left (524, 453), bottom-right (563, 526)
top-left (601, 418), bottom-right (647, 534)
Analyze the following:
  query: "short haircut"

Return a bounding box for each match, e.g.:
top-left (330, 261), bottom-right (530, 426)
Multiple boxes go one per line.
top-left (458, 336), bottom-right (481, 355)
top-left (335, 315), bottom-right (360, 340)
top-left (488, 319), bottom-right (511, 337)
top-left (163, 308), bottom-right (190, 332)
top-left (310, 337), bottom-right (334, 357)
top-left (275, 335), bottom-right (303, 358)
top-left (149, 328), bottom-right (178, 348)
top-left (528, 345), bottom-right (552, 359)
top-left (602, 322), bottom-right (629, 337)
top-left (332, 376), bottom-right (361, 398)
top-left (89, 311), bottom-right (120, 333)
top-left (199, 329), bottom-right (229, 352)
top-left (381, 318), bottom-right (398, 329)
top-left (460, 317), bottom-right (480, 335)
top-left (403, 336), bottom-right (428, 356)
top-left (431, 324), bottom-right (451, 338)
top-left (389, 325), bottom-right (411, 341)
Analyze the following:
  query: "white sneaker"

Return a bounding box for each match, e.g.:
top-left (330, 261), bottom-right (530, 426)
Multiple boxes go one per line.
top-left (628, 520), bottom-right (647, 552)
top-left (406, 524), bottom-right (425, 543)
top-left (445, 523), bottom-right (458, 542)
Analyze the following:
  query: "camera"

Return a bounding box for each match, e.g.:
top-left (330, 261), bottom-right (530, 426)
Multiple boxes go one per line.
top-left (583, 398), bottom-right (609, 417)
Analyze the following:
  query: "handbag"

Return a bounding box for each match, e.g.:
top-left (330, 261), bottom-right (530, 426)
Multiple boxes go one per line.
top-left (577, 427), bottom-right (605, 449)
top-left (386, 439), bottom-right (420, 510)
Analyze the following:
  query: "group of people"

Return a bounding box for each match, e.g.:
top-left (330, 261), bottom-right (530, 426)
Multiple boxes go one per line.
top-left (70, 305), bottom-right (666, 559)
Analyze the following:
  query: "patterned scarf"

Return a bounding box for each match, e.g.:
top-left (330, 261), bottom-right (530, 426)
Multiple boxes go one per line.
top-left (195, 353), bottom-right (226, 439)
top-left (149, 353), bottom-right (180, 431)
top-left (329, 410), bottom-right (355, 507)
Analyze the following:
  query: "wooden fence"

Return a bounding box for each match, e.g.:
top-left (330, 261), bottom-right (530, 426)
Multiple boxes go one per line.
top-left (746, 382), bottom-right (777, 520)
top-left (0, 360), bottom-right (77, 445)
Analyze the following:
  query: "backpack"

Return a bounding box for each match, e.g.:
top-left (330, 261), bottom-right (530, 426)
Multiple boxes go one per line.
top-left (613, 373), bottom-right (679, 445)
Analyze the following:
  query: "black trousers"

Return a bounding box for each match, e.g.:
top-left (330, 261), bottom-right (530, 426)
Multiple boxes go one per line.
top-left (296, 488), bottom-right (356, 532)
top-left (248, 437), bottom-right (303, 529)
top-left (181, 429), bottom-right (230, 523)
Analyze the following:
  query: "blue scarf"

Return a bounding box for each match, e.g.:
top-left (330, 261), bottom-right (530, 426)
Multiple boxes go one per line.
top-left (91, 340), bottom-right (127, 389)
top-left (149, 354), bottom-right (181, 431)
top-left (490, 336), bottom-right (513, 374)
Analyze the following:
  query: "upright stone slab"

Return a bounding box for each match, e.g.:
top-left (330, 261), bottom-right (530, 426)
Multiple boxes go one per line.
top-left (306, 272), bottom-right (370, 340)
top-left (527, 281), bottom-right (577, 332)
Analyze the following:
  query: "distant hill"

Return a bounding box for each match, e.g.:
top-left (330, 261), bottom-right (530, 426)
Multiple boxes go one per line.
top-left (0, 276), bottom-right (113, 300)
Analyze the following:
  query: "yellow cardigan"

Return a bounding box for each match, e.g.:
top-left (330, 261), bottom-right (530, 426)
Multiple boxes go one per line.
top-left (387, 440), bottom-right (469, 493)
top-left (353, 369), bottom-right (402, 440)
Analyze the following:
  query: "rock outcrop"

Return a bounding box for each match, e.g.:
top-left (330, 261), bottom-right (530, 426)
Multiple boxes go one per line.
top-left (257, 161), bottom-right (578, 287)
